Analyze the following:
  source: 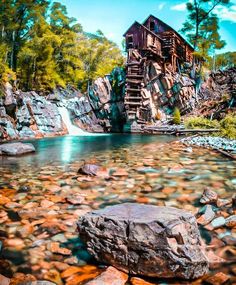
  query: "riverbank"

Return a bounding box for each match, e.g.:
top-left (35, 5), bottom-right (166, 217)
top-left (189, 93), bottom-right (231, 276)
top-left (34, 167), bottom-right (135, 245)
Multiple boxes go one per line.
top-left (181, 136), bottom-right (236, 159)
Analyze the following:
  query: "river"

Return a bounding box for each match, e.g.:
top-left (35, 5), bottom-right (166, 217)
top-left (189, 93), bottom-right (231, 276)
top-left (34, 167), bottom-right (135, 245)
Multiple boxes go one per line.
top-left (0, 134), bottom-right (235, 284)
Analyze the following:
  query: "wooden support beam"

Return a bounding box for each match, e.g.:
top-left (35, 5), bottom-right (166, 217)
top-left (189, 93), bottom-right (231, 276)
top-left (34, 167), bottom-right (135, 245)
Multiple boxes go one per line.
top-left (124, 102), bottom-right (142, 106)
top-left (126, 88), bottom-right (141, 92)
top-left (126, 74), bottom-right (144, 78)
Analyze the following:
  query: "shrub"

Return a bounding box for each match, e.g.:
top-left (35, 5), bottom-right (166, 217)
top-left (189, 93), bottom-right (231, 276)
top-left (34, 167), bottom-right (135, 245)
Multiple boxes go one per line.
top-left (184, 117), bottom-right (220, 129)
top-left (173, 107), bottom-right (181, 124)
top-left (220, 114), bottom-right (236, 139)
top-left (184, 114), bottom-right (236, 139)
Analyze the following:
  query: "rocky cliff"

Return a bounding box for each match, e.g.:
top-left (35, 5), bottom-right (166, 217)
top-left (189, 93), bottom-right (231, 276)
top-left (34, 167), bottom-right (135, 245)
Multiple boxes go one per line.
top-left (0, 68), bottom-right (126, 141)
top-left (191, 67), bottom-right (236, 119)
top-left (2, 66), bottom-right (234, 141)
top-left (0, 85), bottom-right (68, 140)
top-left (124, 50), bottom-right (197, 128)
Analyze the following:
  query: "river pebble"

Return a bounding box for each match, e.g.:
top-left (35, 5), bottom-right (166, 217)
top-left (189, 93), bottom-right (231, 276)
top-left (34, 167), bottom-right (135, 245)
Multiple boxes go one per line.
top-left (181, 136), bottom-right (236, 152)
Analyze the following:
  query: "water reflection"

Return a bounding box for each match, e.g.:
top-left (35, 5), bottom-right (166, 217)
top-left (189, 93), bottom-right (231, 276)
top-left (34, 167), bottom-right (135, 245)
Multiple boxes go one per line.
top-left (0, 134), bottom-right (175, 170)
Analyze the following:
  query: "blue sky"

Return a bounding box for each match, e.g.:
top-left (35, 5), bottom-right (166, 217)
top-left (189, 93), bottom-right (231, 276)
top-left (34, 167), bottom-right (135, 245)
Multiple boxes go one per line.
top-left (60, 0), bottom-right (236, 54)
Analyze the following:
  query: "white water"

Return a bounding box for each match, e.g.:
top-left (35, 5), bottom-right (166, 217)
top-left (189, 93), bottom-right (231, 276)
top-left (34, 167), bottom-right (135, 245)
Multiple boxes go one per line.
top-left (58, 106), bottom-right (88, 136)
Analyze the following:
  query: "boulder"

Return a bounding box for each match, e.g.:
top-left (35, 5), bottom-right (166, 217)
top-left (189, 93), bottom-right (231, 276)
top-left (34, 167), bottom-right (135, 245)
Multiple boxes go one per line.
top-left (0, 142), bottom-right (35, 156)
top-left (3, 82), bottom-right (17, 119)
top-left (78, 203), bottom-right (208, 280)
top-left (78, 163), bottom-right (100, 176)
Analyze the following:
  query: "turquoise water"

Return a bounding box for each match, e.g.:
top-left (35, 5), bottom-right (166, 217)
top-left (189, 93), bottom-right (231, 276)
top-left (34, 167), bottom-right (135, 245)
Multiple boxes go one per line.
top-left (0, 135), bottom-right (175, 169)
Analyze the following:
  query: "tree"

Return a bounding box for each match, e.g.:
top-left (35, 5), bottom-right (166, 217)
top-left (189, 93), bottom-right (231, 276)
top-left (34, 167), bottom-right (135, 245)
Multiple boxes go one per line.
top-left (18, 15), bottom-right (62, 91)
top-left (0, 43), bottom-right (15, 83)
top-left (0, 0), bottom-right (49, 71)
top-left (181, 0), bottom-right (230, 55)
top-left (0, 1), bottom-right (124, 92)
top-left (78, 32), bottom-right (124, 92)
top-left (173, 107), bottom-right (181, 124)
top-left (50, 2), bottom-right (85, 87)
top-left (209, 51), bottom-right (236, 69)
top-left (196, 14), bottom-right (225, 60)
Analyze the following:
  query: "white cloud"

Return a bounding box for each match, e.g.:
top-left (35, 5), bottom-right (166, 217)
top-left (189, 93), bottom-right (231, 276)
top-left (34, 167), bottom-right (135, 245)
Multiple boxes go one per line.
top-left (158, 3), bottom-right (166, 11)
top-left (170, 2), bottom-right (187, 11)
top-left (215, 5), bottom-right (236, 23)
top-left (170, 1), bottom-right (236, 22)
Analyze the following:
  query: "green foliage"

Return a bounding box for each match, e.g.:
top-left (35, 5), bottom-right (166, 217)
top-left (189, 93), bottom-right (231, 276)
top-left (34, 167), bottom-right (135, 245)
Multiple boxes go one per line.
top-left (173, 107), bottom-right (181, 125)
top-left (0, 43), bottom-right (16, 82)
top-left (78, 34), bottom-right (124, 91)
top-left (220, 114), bottom-right (236, 139)
top-left (0, 1), bottom-right (124, 92)
top-left (185, 117), bottom-right (220, 129)
top-left (209, 52), bottom-right (236, 70)
top-left (0, 0), bottom-right (49, 71)
top-left (180, 0), bottom-right (230, 60)
top-left (184, 114), bottom-right (236, 139)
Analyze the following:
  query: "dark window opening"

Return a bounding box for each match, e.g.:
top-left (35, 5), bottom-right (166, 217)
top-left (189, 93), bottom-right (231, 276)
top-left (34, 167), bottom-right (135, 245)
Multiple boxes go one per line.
top-left (150, 21), bottom-right (155, 32)
top-left (127, 35), bottom-right (134, 48)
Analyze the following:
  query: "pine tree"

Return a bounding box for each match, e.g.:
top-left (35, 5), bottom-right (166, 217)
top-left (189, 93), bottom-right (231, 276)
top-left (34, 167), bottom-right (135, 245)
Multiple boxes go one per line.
top-left (180, 0), bottom-right (230, 58)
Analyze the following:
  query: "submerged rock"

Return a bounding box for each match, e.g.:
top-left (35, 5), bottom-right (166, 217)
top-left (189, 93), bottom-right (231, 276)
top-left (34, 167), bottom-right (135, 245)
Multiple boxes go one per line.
top-left (78, 203), bottom-right (209, 279)
top-left (225, 215), bottom-right (236, 228)
top-left (197, 205), bottom-right (216, 225)
top-left (0, 142), bottom-right (35, 155)
top-left (200, 188), bottom-right (218, 204)
top-left (0, 274), bottom-right (10, 285)
top-left (84, 266), bottom-right (128, 285)
top-left (205, 272), bottom-right (230, 285)
top-left (19, 280), bottom-right (56, 285)
top-left (130, 277), bottom-right (156, 285)
top-left (78, 163), bottom-right (100, 176)
top-left (211, 217), bottom-right (226, 229)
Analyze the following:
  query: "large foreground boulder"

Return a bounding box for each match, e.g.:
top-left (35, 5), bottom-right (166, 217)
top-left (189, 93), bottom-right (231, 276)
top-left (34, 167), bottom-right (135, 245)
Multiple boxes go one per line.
top-left (78, 203), bottom-right (208, 280)
top-left (0, 142), bottom-right (35, 155)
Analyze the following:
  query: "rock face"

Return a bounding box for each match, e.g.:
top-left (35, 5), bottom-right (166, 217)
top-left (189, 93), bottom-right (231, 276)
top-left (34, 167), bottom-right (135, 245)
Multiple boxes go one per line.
top-left (88, 67), bottom-right (126, 133)
top-left (78, 203), bottom-right (209, 280)
top-left (192, 67), bottom-right (236, 119)
top-left (0, 90), bottom-right (68, 141)
top-left (0, 142), bottom-right (35, 155)
top-left (0, 68), bottom-right (126, 140)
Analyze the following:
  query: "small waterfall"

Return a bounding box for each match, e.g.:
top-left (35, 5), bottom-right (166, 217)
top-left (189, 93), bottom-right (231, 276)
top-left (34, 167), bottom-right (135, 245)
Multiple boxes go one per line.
top-left (58, 106), bottom-right (88, 136)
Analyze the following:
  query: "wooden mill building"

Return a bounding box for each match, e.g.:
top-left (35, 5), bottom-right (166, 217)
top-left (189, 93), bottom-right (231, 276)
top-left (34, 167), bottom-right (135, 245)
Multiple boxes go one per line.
top-left (123, 15), bottom-right (194, 122)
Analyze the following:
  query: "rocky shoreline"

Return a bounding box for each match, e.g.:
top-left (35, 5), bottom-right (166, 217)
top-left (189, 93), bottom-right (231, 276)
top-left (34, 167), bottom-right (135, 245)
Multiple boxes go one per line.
top-left (181, 136), bottom-right (236, 155)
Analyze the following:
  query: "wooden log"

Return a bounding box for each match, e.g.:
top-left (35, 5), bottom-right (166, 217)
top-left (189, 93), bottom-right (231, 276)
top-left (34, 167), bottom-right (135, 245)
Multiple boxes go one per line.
top-left (213, 148), bottom-right (236, 160)
top-left (176, 129), bottom-right (219, 134)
